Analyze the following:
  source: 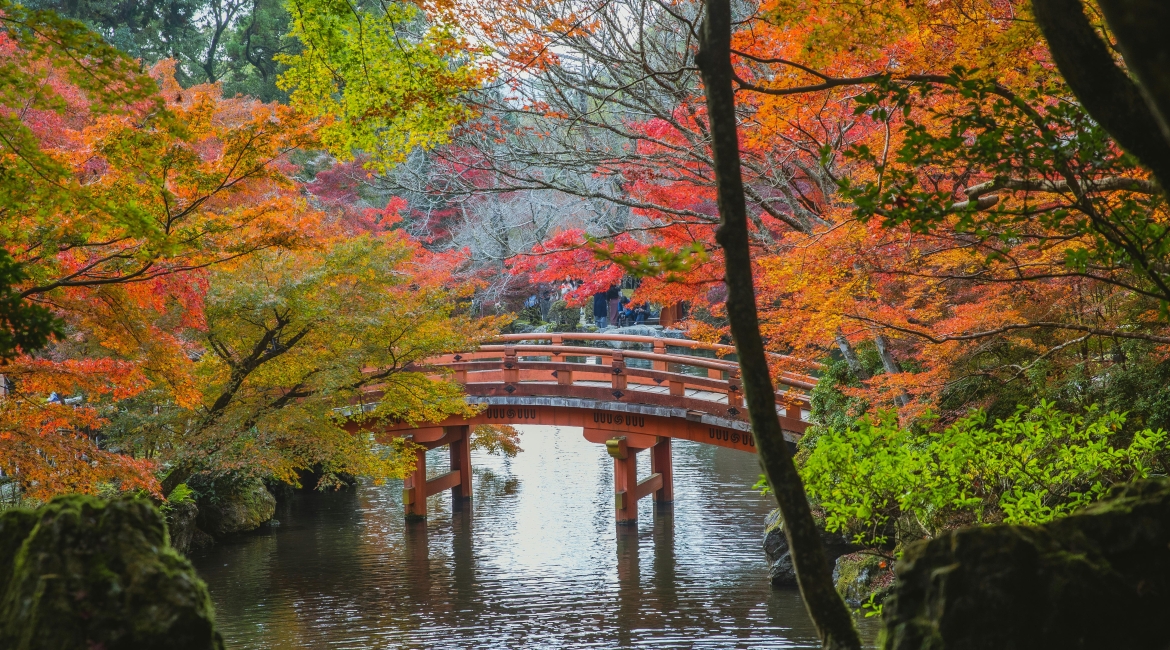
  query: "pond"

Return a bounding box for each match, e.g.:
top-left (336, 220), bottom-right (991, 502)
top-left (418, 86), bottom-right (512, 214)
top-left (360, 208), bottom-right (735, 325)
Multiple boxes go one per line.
top-left (190, 425), bottom-right (876, 648)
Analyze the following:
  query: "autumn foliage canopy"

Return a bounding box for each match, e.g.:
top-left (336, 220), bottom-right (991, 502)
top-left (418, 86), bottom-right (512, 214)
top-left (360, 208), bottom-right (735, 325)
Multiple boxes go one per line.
top-left (3, 0), bottom-right (1169, 523)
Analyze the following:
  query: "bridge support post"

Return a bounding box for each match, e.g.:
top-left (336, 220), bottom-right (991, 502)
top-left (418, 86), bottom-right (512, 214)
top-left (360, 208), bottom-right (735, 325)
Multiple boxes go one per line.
top-left (404, 445), bottom-right (428, 520)
top-left (606, 435), bottom-right (670, 525)
top-left (609, 437), bottom-right (640, 525)
top-left (448, 425), bottom-right (472, 510)
top-left (650, 437), bottom-right (673, 509)
top-left (403, 425), bottom-right (474, 520)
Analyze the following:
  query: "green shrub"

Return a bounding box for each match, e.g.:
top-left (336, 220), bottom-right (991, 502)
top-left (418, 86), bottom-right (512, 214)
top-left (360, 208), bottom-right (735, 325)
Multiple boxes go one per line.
top-left (798, 401), bottom-right (1168, 545)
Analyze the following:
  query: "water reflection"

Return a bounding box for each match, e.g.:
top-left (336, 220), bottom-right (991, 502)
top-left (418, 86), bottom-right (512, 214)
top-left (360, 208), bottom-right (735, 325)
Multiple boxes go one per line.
top-left (192, 425), bottom-right (870, 648)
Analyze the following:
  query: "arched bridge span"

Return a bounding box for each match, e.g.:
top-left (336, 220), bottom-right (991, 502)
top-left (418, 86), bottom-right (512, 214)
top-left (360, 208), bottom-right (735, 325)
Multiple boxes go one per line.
top-left (362, 333), bottom-right (818, 524)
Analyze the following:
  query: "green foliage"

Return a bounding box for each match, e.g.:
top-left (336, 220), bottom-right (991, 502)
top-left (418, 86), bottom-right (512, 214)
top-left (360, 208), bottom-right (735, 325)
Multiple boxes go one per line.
top-left (546, 300), bottom-right (580, 332)
top-left (278, 0), bottom-right (484, 171)
top-left (840, 68), bottom-right (1170, 304)
top-left (808, 356), bottom-right (875, 435)
top-left (159, 483), bottom-right (196, 514)
top-left (22, 0), bottom-right (204, 79)
top-left (800, 401), bottom-right (1168, 545)
top-left (752, 473), bottom-right (771, 497)
top-left (1091, 349), bottom-right (1170, 433)
top-left (0, 251), bottom-right (61, 360)
top-left (860, 592), bottom-right (883, 619)
top-left (588, 240), bottom-right (710, 283)
top-left (220, 0), bottom-right (299, 100)
top-left (930, 339), bottom-right (1170, 433)
top-left (27, 0), bottom-right (297, 95)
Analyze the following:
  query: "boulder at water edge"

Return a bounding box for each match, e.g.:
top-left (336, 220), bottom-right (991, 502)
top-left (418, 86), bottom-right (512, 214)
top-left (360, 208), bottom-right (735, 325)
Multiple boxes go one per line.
top-left (763, 508), bottom-right (863, 587)
top-left (197, 477), bottom-right (276, 537)
top-left (0, 495), bottom-right (223, 650)
top-left (881, 478), bottom-right (1170, 650)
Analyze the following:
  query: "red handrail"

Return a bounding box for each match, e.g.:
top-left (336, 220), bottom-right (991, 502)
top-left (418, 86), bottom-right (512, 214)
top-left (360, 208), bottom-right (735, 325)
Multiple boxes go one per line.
top-left (488, 332), bottom-right (822, 370)
top-left (433, 344), bottom-right (817, 392)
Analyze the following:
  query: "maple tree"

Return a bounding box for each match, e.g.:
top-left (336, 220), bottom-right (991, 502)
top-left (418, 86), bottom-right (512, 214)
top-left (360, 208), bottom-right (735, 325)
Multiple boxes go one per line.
top-left (278, 0), bottom-right (488, 172)
top-left (0, 5), bottom-right (493, 502)
top-left (733, 2), bottom-right (1170, 422)
top-left (0, 2), bottom-right (316, 498)
top-left (144, 233), bottom-right (490, 493)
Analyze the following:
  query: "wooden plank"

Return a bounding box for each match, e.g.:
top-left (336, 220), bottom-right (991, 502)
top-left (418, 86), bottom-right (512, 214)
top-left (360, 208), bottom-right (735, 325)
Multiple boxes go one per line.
top-left (634, 472), bottom-right (663, 501)
top-left (425, 470), bottom-right (462, 497)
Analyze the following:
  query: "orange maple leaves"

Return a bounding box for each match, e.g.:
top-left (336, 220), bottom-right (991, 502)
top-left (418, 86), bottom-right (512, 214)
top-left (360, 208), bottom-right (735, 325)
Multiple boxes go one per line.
top-left (0, 32), bottom-right (324, 499)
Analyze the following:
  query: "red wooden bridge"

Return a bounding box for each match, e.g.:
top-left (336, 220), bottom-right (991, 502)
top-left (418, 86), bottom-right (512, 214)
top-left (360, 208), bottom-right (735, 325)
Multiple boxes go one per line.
top-left (359, 333), bottom-right (817, 524)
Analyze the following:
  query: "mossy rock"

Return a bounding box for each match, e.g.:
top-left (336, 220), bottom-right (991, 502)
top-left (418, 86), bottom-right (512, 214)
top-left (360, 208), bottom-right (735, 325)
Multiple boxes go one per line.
top-left (166, 500), bottom-right (200, 555)
top-left (0, 495), bottom-right (224, 650)
top-left (833, 553), bottom-right (894, 607)
top-left (197, 477), bottom-right (276, 538)
top-left (881, 478), bottom-right (1170, 650)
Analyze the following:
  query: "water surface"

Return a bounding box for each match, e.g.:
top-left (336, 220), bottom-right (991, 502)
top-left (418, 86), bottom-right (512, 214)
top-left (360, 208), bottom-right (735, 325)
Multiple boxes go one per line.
top-left (192, 425), bottom-right (869, 648)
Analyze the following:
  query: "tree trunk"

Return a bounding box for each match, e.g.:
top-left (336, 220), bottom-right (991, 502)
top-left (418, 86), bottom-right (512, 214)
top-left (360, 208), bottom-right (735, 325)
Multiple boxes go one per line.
top-left (834, 330), bottom-right (870, 381)
top-left (695, 2), bottom-right (861, 648)
top-left (1096, 0), bottom-right (1170, 148)
top-left (873, 333), bottom-right (911, 406)
top-left (160, 462), bottom-right (196, 497)
top-left (1031, 0), bottom-right (1170, 189)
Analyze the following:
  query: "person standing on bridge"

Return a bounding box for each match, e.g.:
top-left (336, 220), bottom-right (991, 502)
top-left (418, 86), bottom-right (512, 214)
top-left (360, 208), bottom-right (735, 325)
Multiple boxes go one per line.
top-left (593, 291), bottom-right (609, 328)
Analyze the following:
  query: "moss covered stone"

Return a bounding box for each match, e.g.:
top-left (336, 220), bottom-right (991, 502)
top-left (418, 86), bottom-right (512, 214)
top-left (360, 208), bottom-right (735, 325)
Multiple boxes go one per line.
top-left (0, 509), bottom-right (37, 594)
top-left (881, 478), bottom-right (1170, 650)
top-left (833, 553), bottom-right (894, 607)
top-left (197, 478), bottom-right (275, 538)
top-left (166, 499), bottom-right (200, 555)
top-left (0, 495), bottom-right (224, 650)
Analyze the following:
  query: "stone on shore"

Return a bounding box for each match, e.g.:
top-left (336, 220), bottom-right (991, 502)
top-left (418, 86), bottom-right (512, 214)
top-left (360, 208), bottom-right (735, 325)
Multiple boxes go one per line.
top-left (763, 508), bottom-right (864, 587)
top-left (881, 478), bottom-right (1170, 650)
top-left (196, 478), bottom-right (276, 538)
top-left (0, 495), bottom-right (223, 650)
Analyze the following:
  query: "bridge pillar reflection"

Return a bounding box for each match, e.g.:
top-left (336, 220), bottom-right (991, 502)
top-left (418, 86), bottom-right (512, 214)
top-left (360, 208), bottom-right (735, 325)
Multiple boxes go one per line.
top-left (604, 434), bottom-right (673, 525)
top-left (403, 425), bottom-right (473, 520)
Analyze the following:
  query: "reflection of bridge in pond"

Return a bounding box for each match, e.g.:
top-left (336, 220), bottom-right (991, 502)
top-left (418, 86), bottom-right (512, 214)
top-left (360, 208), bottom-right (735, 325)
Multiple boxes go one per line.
top-left (360, 333), bottom-right (817, 525)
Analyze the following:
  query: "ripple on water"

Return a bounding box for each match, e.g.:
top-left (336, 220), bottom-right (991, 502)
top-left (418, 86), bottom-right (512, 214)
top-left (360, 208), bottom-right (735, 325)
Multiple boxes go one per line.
top-left (191, 425), bottom-right (876, 649)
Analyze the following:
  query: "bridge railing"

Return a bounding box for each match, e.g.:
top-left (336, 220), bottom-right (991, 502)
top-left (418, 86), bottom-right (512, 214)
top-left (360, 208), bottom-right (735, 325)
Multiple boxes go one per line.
top-left (485, 333), bottom-right (818, 390)
top-left (489, 333), bottom-right (820, 368)
top-left (420, 334), bottom-right (815, 423)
